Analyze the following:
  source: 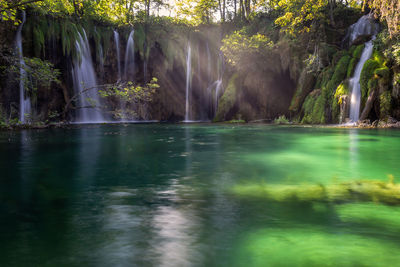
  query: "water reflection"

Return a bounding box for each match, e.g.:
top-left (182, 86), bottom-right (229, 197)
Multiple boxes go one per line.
top-left (1, 125), bottom-right (400, 266)
top-left (349, 129), bottom-right (359, 178)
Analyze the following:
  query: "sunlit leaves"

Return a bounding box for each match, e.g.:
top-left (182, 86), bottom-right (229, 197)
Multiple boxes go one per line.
top-left (99, 77), bottom-right (159, 103)
top-left (367, 0), bottom-right (400, 37)
top-left (274, 0), bottom-right (327, 35)
top-left (221, 30), bottom-right (273, 65)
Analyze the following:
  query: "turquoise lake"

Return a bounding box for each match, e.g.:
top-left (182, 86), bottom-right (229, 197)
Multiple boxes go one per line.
top-left (1, 124), bottom-right (400, 266)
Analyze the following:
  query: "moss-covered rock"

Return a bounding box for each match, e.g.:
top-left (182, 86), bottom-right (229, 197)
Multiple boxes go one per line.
top-left (347, 57), bottom-right (357, 78)
top-left (301, 89), bottom-right (326, 124)
top-left (374, 66), bottom-right (390, 81)
top-left (360, 59), bottom-right (380, 101)
top-left (332, 82), bottom-right (350, 122)
top-left (328, 55), bottom-right (351, 92)
top-left (380, 91), bottom-right (392, 119)
top-left (289, 70), bottom-right (316, 112)
top-left (214, 74), bottom-right (238, 122)
top-left (352, 44), bottom-right (365, 59)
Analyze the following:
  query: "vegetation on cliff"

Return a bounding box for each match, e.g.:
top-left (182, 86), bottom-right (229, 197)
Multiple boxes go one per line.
top-left (0, 0), bottom-right (399, 126)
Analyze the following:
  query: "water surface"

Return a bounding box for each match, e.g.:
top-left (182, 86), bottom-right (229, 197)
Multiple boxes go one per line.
top-left (1, 124), bottom-right (400, 266)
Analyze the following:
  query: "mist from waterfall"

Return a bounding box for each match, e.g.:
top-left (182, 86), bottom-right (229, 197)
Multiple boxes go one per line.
top-left (124, 30), bottom-right (135, 81)
top-left (184, 44), bottom-right (192, 122)
top-left (72, 29), bottom-right (105, 123)
top-left (114, 30), bottom-right (122, 81)
top-left (16, 11), bottom-right (31, 123)
top-left (206, 47), bottom-right (224, 118)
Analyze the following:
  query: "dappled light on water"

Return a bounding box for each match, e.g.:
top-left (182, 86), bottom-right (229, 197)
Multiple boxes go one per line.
top-left (1, 125), bottom-right (400, 265)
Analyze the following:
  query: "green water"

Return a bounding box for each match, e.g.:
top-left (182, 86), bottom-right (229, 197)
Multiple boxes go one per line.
top-left (1, 124), bottom-right (400, 266)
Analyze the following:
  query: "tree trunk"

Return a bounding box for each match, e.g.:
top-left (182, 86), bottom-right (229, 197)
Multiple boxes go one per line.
top-left (223, 0), bottom-right (226, 21)
top-left (240, 0), bottom-right (244, 20)
top-left (146, 0), bottom-right (150, 18)
top-left (328, 0), bottom-right (336, 27)
top-left (234, 0), bottom-right (237, 18)
top-left (218, 0), bottom-right (223, 21)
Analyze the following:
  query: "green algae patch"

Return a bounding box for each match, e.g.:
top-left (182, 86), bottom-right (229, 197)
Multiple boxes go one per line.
top-left (337, 203), bottom-right (400, 233)
top-left (234, 228), bottom-right (400, 267)
top-left (231, 179), bottom-right (400, 205)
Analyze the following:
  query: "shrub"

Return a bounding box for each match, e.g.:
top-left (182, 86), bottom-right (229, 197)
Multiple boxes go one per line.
top-left (274, 115), bottom-right (290, 124)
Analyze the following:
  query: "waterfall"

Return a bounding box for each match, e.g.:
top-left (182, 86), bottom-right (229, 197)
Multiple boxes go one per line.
top-left (184, 44), bottom-right (192, 122)
top-left (124, 30), bottom-right (135, 81)
top-left (347, 14), bottom-right (378, 46)
top-left (72, 30), bottom-right (105, 123)
top-left (349, 40), bottom-right (374, 122)
top-left (113, 30), bottom-right (122, 81)
top-left (207, 51), bottom-right (224, 117)
top-left (346, 15), bottom-right (378, 123)
top-left (16, 11), bottom-right (31, 123)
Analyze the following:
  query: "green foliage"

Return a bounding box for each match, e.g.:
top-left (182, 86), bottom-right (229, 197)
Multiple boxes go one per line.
top-left (360, 59), bottom-right (380, 101)
top-left (221, 29), bottom-right (274, 66)
top-left (99, 77), bottom-right (159, 105)
top-left (274, 0), bottom-right (327, 35)
top-left (332, 82), bottom-right (349, 122)
top-left (315, 66), bottom-right (334, 89)
top-left (352, 44), bottom-right (365, 59)
top-left (214, 74), bottom-right (238, 122)
top-left (9, 57), bottom-right (60, 92)
top-left (380, 90), bottom-right (392, 119)
top-left (301, 90), bottom-right (325, 124)
top-left (33, 19), bottom-right (47, 57)
top-left (175, 0), bottom-right (218, 24)
top-left (327, 55), bottom-right (351, 91)
top-left (334, 82), bottom-right (349, 104)
top-left (61, 20), bottom-right (81, 56)
top-left (347, 58), bottom-right (357, 78)
top-left (368, 0), bottom-right (400, 38)
top-left (375, 66), bottom-right (390, 80)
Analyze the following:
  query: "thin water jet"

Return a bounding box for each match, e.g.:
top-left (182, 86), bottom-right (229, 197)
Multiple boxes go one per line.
top-left (184, 44), bottom-right (192, 122)
top-left (16, 11), bottom-right (31, 123)
top-left (72, 30), bottom-right (105, 123)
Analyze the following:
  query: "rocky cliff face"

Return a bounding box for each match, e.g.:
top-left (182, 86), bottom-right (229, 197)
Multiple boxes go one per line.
top-left (2, 9), bottom-right (399, 125)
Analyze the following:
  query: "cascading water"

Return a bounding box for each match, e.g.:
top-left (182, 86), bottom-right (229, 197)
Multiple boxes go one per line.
top-left (214, 52), bottom-right (225, 115)
top-left (206, 50), bottom-right (224, 117)
top-left (72, 30), bottom-right (105, 123)
top-left (124, 30), bottom-right (135, 81)
top-left (113, 30), bottom-right (122, 81)
top-left (347, 14), bottom-right (378, 46)
top-left (347, 14), bottom-right (378, 123)
top-left (16, 11), bottom-right (31, 123)
top-left (349, 39), bottom-right (374, 122)
top-left (184, 44), bottom-right (192, 122)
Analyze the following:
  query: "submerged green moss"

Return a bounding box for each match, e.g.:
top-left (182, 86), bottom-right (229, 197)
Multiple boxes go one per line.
top-left (231, 178), bottom-right (400, 205)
